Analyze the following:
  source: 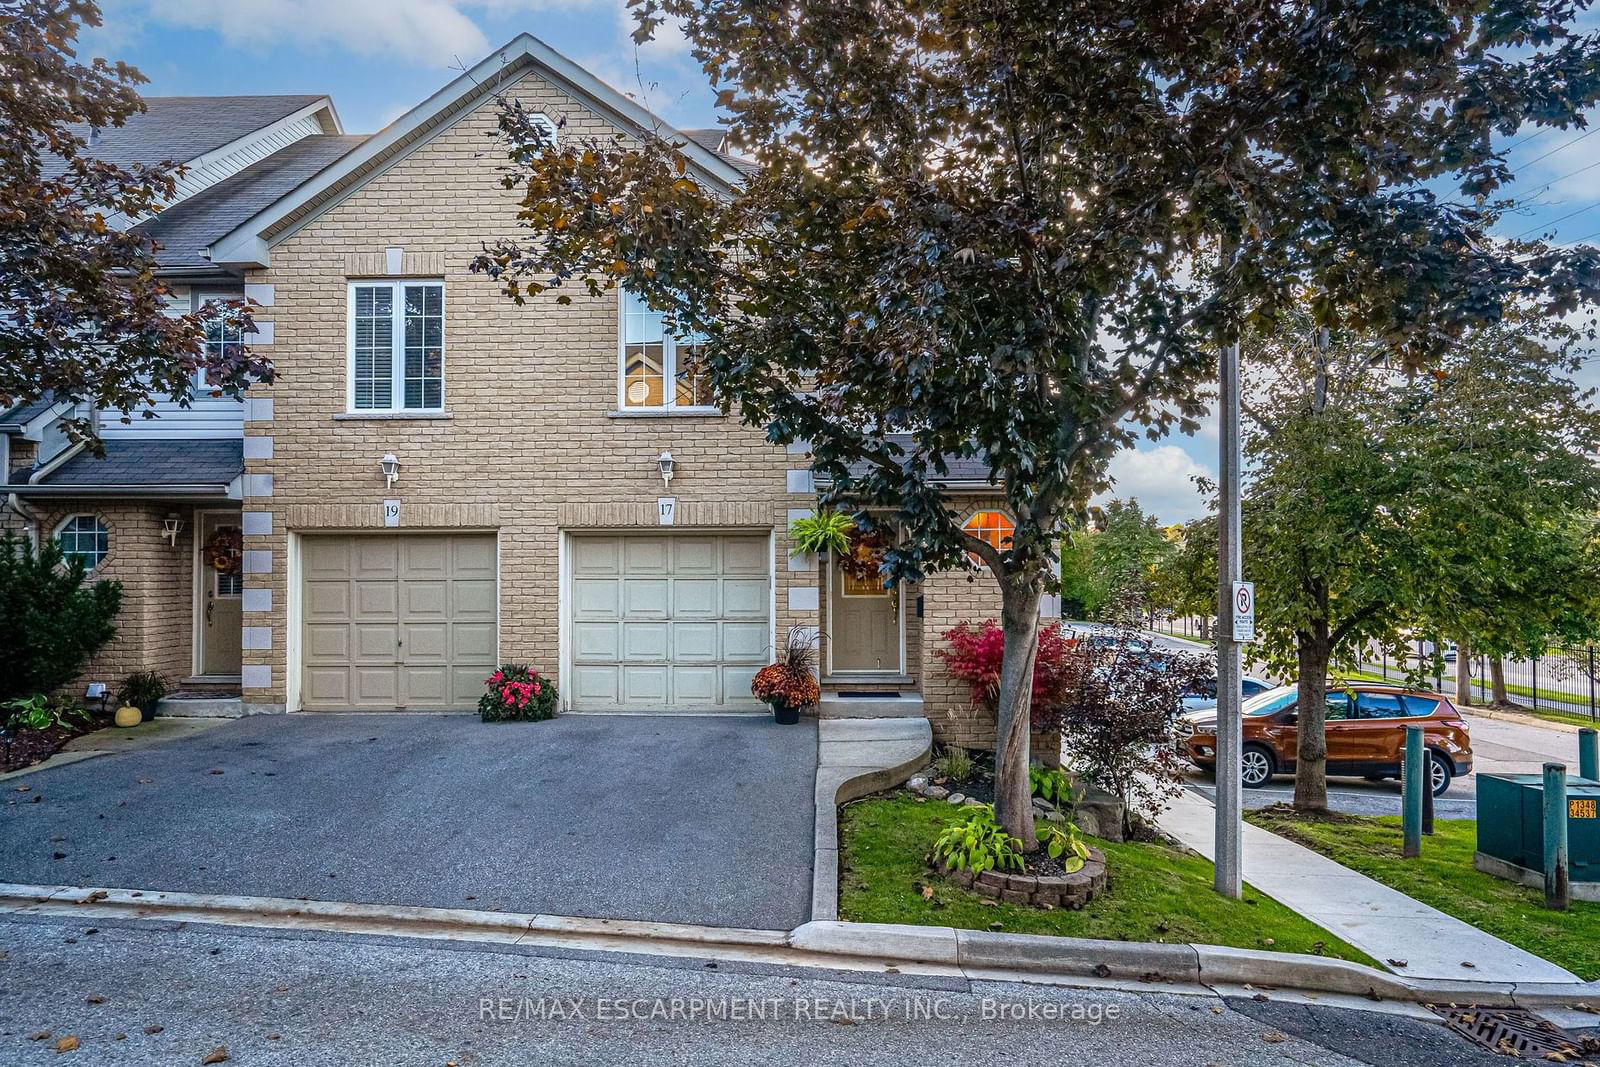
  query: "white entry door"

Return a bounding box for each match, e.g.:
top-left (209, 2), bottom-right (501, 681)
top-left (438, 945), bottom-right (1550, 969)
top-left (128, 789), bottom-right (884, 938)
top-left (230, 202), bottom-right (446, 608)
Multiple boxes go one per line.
top-left (569, 533), bottom-right (770, 710)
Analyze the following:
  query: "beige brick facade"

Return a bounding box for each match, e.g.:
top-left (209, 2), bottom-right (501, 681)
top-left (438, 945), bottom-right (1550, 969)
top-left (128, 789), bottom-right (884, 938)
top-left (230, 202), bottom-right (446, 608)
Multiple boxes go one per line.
top-left (238, 71), bottom-right (817, 711)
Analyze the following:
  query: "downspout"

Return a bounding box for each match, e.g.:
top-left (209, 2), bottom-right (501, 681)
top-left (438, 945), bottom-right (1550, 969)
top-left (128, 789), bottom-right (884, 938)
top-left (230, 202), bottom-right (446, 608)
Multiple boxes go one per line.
top-left (3, 434), bottom-right (42, 540)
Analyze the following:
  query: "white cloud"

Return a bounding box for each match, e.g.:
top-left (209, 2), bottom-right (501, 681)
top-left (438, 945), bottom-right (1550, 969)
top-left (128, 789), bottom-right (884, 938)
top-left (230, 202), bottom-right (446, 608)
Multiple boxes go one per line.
top-left (1095, 444), bottom-right (1215, 525)
top-left (144, 0), bottom-right (493, 65)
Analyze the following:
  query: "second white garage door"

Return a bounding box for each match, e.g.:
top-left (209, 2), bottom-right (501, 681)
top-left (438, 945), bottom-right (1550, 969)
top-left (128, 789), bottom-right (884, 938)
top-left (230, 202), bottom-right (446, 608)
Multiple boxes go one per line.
top-left (569, 533), bottom-right (770, 711)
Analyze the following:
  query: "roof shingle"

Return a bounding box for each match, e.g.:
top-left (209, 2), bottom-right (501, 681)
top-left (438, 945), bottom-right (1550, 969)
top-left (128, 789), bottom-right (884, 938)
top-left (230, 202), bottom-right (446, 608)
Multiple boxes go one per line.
top-left (11, 439), bottom-right (243, 490)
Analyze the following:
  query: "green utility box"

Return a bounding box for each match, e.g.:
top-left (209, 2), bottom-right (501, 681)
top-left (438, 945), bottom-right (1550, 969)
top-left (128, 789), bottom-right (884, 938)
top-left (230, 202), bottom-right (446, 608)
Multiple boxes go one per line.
top-left (1475, 773), bottom-right (1599, 898)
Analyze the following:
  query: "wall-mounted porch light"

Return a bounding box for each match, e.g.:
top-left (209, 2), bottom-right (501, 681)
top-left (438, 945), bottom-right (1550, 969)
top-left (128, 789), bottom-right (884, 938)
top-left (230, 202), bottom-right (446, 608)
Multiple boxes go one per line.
top-left (161, 513), bottom-right (184, 547)
top-left (380, 453), bottom-right (401, 490)
top-left (658, 451), bottom-right (675, 490)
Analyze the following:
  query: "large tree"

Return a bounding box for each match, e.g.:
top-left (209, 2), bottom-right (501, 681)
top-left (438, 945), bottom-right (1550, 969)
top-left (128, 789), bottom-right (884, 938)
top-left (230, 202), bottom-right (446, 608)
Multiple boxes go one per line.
top-left (1240, 313), bottom-right (1600, 811)
top-left (473, 0), bottom-right (1600, 845)
top-left (0, 0), bottom-right (269, 443)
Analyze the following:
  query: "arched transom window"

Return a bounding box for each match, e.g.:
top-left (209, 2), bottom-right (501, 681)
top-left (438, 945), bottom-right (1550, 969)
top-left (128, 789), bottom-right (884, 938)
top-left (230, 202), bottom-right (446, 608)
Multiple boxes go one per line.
top-left (962, 510), bottom-right (1014, 565)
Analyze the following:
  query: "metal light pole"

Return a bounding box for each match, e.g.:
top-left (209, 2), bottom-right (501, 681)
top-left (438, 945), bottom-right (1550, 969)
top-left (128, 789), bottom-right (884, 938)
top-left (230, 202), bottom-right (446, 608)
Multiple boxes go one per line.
top-left (1215, 338), bottom-right (1243, 899)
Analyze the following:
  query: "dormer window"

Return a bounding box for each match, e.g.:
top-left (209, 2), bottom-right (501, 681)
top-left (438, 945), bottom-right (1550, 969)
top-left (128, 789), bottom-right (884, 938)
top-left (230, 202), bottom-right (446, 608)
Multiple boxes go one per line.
top-left (620, 289), bottom-right (713, 411)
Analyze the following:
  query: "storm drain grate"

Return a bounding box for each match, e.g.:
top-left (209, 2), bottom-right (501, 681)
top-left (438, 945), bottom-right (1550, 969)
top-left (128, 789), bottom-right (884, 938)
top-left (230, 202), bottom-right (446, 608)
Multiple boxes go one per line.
top-left (1429, 1005), bottom-right (1600, 1062)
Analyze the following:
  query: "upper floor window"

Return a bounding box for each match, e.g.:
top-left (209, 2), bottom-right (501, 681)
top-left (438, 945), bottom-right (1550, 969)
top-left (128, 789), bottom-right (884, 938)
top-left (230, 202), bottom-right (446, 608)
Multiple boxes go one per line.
top-left (962, 509), bottom-right (1015, 565)
top-left (55, 514), bottom-right (109, 572)
top-left (620, 289), bottom-right (713, 411)
top-left (348, 281), bottom-right (444, 412)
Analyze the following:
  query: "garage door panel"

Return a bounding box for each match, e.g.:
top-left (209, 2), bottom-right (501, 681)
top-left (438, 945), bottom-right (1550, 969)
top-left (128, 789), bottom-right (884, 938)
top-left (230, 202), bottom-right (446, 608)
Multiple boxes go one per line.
top-left (672, 665), bottom-right (718, 704)
top-left (300, 533), bottom-right (497, 711)
top-left (354, 624), bottom-right (399, 662)
top-left (304, 582), bottom-right (350, 621)
top-left (403, 623), bottom-right (448, 662)
top-left (672, 579), bottom-right (718, 618)
top-left (303, 624), bottom-right (350, 663)
top-left (673, 537), bottom-right (718, 574)
top-left (722, 537), bottom-right (767, 574)
top-left (573, 579), bottom-right (620, 619)
top-left (453, 623), bottom-right (497, 661)
top-left (354, 580), bottom-right (398, 620)
top-left (572, 665), bottom-right (620, 703)
top-left (622, 622), bottom-right (669, 661)
top-left (573, 622), bottom-right (620, 660)
top-left (722, 622), bottom-right (768, 661)
top-left (569, 534), bottom-right (771, 711)
top-left (622, 578), bottom-right (670, 618)
top-left (622, 666), bottom-right (669, 703)
top-left (722, 579), bottom-right (768, 617)
top-left (672, 622), bottom-right (719, 661)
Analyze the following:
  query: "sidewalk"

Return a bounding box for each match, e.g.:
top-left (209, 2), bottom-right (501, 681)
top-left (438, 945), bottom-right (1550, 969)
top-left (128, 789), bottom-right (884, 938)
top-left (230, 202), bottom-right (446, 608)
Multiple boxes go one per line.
top-left (1158, 787), bottom-right (1578, 984)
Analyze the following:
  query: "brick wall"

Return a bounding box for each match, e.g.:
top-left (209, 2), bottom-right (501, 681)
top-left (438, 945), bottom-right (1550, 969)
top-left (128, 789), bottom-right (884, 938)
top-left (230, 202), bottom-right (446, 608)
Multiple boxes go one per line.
top-left (239, 70), bottom-right (820, 710)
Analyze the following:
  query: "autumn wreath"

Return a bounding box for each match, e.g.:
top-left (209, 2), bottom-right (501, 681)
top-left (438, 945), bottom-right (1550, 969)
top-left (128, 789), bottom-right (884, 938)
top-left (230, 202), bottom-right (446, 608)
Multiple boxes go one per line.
top-left (203, 526), bottom-right (243, 575)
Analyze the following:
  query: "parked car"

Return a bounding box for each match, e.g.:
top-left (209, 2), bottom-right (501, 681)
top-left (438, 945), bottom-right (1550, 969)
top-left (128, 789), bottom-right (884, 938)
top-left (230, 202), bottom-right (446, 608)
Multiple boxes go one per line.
top-left (1181, 675), bottom-right (1275, 713)
top-left (1178, 684), bottom-right (1471, 796)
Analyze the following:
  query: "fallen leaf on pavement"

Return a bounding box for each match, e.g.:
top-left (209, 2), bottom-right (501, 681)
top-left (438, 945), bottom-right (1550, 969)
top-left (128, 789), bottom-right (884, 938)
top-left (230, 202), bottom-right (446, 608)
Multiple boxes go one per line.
top-left (82, 890), bottom-right (107, 903)
top-left (1210, 1005), bottom-right (1223, 1015)
top-left (86, 994), bottom-right (105, 1004)
top-left (14, 785), bottom-right (30, 792)
top-left (115, 1034), bottom-right (126, 1041)
top-left (54, 1035), bottom-right (79, 1052)
top-left (1263, 1030), bottom-right (1287, 1044)
top-left (29, 1031), bottom-right (51, 1041)
top-left (202, 1045), bottom-right (228, 1064)
top-left (1462, 962), bottom-right (1476, 969)
top-left (1387, 959), bottom-right (1408, 968)
top-left (208, 769), bottom-right (224, 776)
top-left (144, 1025), bottom-right (163, 1035)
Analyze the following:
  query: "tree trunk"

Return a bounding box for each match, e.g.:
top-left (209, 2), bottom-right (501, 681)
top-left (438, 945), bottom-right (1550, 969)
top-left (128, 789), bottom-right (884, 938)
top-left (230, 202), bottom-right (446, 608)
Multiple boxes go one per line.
top-left (1293, 631), bottom-right (1332, 812)
top-left (1490, 657), bottom-right (1509, 704)
top-left (993, 577), bottom-right (1043, 851)
top-left (1454, 637), bottom-right (1472, 707)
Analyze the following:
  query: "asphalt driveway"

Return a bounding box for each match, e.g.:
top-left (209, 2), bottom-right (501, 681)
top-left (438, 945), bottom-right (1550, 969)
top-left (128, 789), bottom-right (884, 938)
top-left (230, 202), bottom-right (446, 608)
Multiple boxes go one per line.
top-left (0, 713), bottom-right (818, 930)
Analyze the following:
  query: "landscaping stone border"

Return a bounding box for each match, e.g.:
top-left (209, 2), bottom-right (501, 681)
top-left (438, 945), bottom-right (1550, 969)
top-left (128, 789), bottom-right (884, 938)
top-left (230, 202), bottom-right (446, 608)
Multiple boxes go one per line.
top-left (934, 849), bottom-right (1107, 909)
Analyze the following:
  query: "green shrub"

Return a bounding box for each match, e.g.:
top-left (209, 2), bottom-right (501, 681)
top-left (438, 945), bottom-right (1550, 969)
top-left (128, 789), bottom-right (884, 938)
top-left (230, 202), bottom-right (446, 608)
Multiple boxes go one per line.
top-left (788, 509), bottom-right (855, 557)
top-left (931, 745), bottom-right (974, 781)
top-left (1030, 766), bottom-right (1075, 808)
top-left (0, 533), bottom-right (121, 702)
top-left (4, 693), bottom-right (90, 733)
top-left (1036, 821), bottom-right (1090, 873)
top-left (932, 807), bottom-right (1025, 875)
top-left (478, 663), bottom-right (558, 722)
top-left (117, 671), bottom-right (167, 711)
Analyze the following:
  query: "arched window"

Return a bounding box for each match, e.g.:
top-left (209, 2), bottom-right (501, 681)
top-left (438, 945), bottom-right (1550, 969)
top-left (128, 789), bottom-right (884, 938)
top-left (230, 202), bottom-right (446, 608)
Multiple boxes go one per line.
top-left (55, 514), bottom-right (109, 571)
top-left (962, 510), bottom-right (1014, 565)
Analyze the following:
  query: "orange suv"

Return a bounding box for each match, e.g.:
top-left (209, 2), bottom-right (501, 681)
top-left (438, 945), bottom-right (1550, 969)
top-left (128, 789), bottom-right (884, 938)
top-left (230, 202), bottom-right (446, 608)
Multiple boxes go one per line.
top-left (1179, 684), bottom-right (1472, 796)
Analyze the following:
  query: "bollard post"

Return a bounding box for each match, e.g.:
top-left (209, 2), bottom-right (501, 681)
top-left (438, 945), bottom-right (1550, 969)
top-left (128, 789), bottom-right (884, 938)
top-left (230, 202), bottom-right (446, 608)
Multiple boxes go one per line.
top-left (1580, 728), bottom-right (1598, 782)
top-left (1403, 726), bottom-right (1424, 858)
top-left (1543, 762), bottom-right (1570, 911)
top-left (1422, 748), bottom-right (1436, 836)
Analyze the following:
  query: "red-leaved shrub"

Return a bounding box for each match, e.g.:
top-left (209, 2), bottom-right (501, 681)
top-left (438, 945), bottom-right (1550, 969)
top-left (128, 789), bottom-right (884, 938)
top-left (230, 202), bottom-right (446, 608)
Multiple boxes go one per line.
top-left (934, 620), bottom-right (1076, 727)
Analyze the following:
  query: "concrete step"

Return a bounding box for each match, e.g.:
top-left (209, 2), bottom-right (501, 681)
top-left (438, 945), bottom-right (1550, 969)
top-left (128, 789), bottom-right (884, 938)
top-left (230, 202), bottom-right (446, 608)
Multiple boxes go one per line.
top-left (816, 693), bottom-right (925, 719)
top-left (156, 695), bottom-right (243, 718)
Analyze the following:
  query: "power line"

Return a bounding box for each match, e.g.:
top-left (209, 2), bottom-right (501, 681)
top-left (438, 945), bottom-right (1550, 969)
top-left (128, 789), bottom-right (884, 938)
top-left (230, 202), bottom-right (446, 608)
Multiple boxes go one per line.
top-left (1518, 126), bottom-right (1599, 169)
top-left (1509, 159), bottom-right (1600, 239)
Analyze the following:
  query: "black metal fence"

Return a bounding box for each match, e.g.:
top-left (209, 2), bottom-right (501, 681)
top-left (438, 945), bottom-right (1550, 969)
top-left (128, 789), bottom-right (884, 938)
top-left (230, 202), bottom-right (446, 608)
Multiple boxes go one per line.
top-left (1366, 646), bottom-right (1600, 721)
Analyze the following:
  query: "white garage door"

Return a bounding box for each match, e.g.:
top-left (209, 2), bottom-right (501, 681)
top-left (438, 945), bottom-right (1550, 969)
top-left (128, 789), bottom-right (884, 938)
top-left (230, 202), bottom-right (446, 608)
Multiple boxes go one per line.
top-left (301, 533), bottom-right (497, 710)
top-left (569, 533), bottom-right (771, 710)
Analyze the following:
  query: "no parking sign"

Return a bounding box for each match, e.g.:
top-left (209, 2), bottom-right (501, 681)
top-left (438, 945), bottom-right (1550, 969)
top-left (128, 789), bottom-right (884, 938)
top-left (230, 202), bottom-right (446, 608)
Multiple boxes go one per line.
top-left (1231, 581), bottom-right (1255, 642)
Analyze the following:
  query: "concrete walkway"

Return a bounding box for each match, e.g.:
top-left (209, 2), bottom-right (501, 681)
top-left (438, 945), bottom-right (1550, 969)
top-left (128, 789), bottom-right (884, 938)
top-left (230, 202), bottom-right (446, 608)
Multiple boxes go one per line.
top-left (1159, 787), bottom-right (1579, 984)
top-left (810, 717), bottom-right (932, 921)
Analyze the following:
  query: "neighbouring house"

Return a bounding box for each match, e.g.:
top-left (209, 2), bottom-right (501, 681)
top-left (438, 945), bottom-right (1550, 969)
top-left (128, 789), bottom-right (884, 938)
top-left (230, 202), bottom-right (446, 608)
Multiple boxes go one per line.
top-left (2, 35), bottom-right (1059, 748)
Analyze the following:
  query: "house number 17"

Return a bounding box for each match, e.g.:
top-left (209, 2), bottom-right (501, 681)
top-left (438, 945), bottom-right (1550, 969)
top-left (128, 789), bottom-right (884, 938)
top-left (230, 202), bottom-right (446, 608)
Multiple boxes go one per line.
top-left (657, 497), bottom-right (676, 525)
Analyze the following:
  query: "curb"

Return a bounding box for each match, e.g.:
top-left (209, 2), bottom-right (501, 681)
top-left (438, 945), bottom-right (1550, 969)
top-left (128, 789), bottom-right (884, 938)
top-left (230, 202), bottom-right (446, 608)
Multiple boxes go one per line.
top-left (4, 884), bottom-right (1595, 1011)
top-left (1458, 704), bottom-right (1591, 735)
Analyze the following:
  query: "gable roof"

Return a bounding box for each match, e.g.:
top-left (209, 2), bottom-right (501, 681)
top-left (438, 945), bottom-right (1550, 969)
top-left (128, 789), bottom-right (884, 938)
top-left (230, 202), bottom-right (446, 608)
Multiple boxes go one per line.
top-left (137, 134), bottom-right (369, 271)
top-left (208, 34), bottom-right (746, 268)
top-left (48, 96), bottom-right (335, 174)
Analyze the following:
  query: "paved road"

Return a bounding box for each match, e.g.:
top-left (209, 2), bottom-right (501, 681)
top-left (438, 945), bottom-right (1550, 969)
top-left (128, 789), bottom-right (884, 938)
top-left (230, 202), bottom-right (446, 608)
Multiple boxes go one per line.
top-left (1184, 709), bottom-right (1588, 817)
top-left (0, 914), bottom-right (1517, 1066)
top-left (0, 713), bottom-right (818, 930)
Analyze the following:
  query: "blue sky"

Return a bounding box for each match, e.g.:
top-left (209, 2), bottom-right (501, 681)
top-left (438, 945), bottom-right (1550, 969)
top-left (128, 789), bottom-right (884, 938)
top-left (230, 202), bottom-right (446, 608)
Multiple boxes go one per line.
top-left (85, 1), bottom-right (1600, 525)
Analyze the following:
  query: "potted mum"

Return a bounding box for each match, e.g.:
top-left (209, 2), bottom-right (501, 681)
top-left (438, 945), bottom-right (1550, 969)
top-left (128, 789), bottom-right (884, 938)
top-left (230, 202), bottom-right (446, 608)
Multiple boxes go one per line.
top-left (478, 663), bottom-right (558, 722)
top-left (751, 627), bottom-right (820, 725)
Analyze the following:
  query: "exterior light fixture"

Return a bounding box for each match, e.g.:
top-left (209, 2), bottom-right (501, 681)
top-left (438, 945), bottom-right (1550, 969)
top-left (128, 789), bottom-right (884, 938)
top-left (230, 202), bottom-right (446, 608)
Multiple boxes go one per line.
top-left (658, 451), bottom-right (675, 490)
top-left (380, 453), bottom-right (401, 490)
top-left (161, 513), bottom-right (184, 547)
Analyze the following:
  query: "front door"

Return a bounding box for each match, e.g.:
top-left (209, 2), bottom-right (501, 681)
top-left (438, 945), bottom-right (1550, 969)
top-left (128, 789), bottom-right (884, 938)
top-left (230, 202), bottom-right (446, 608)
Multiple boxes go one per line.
top-left (828, 553), bottom-right (900, 673)
top-left (197, 511), bottom-right (243, 677)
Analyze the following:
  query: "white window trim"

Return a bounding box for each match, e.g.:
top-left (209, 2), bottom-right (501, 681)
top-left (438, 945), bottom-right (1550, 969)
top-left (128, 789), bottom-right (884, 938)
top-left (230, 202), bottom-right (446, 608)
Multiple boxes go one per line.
top-left (616, 291), bottom-right (718, 413)
top-left (194, 288), bottom-right (244, 394)
top-left (53, 513), bottom-right (109, 573)
top-left (345, 279), bottom-right (447, 414)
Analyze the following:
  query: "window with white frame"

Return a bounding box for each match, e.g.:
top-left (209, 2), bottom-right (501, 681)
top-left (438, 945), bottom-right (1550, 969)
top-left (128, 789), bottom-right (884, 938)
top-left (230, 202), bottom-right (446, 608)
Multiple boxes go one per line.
top-left (348, 281), bottom-right (444, 412)
top-left (620, 289), bottom-right (713, 410)
top-left (193, 293), bottom-right (244, 391)
top-left (55, 514), bottom-right (109, 571)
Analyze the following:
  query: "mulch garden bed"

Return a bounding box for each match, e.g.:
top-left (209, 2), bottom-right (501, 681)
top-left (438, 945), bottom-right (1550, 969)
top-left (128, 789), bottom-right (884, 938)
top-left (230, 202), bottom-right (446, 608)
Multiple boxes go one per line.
top-left (1, 710), bottom-right (110, 773)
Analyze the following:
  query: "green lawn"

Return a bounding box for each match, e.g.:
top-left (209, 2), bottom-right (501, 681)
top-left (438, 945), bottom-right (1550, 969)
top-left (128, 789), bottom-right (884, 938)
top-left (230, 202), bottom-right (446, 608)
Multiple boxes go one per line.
top-left (1246, 810), bottom-right (1600, 980)
top-left (839, 792), bottom-right (1378, 967)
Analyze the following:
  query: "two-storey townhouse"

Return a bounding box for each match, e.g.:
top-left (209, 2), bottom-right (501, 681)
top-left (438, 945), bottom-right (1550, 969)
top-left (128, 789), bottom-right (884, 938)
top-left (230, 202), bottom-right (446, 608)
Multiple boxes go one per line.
top-left (8, 37), bottom-right (1059, 749)
top-left (3, 95), bottom-right (365, 703)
